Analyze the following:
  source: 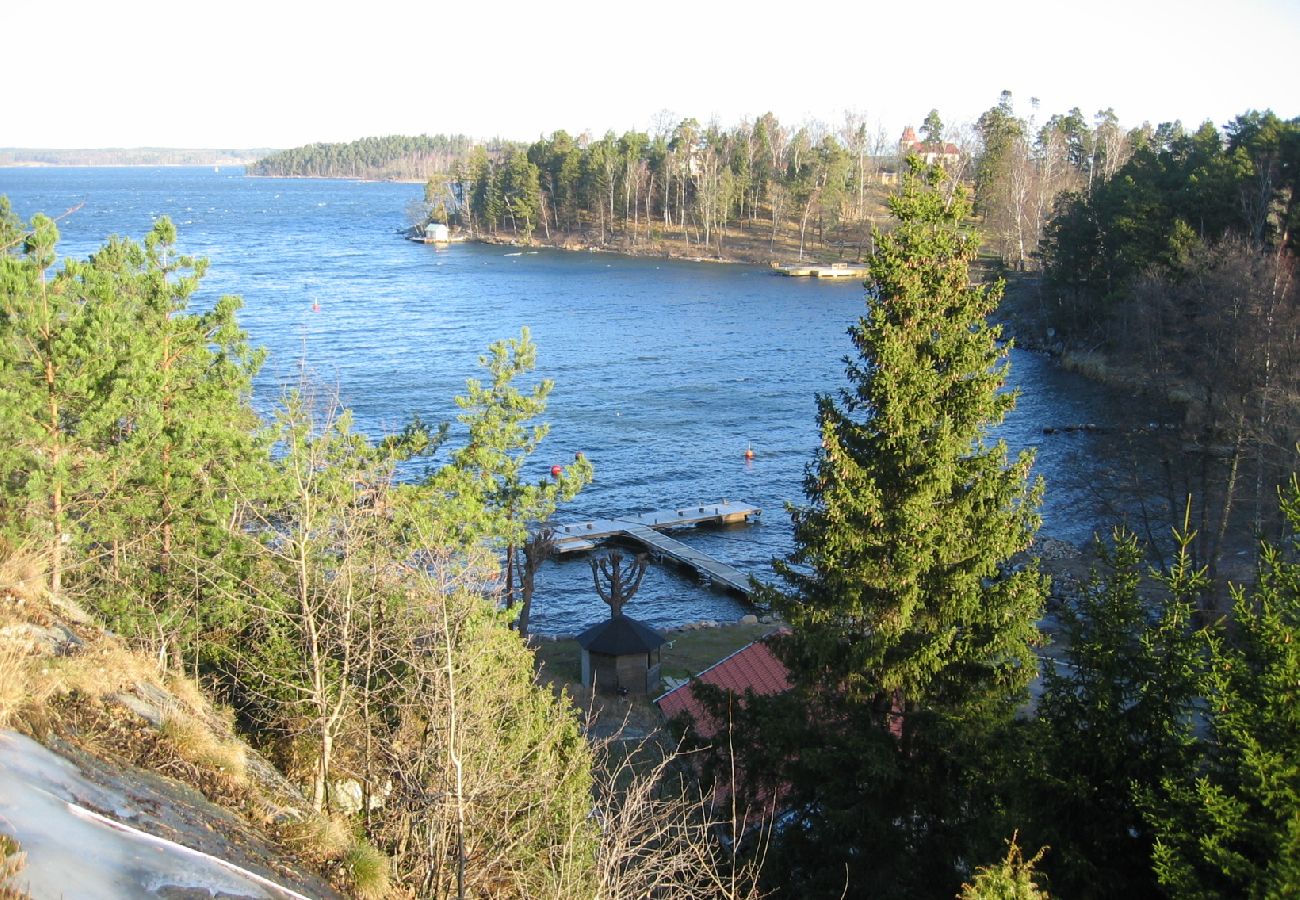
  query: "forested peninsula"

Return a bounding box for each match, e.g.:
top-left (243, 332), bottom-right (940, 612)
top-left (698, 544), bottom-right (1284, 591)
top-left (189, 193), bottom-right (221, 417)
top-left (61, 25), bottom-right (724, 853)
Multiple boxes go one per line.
top-left (2, 94), bottom-right (1299, 898)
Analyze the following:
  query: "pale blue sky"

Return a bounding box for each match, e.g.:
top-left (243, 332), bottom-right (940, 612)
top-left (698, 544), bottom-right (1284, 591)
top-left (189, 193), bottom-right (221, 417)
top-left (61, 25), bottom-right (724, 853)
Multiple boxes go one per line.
top-left (8, 0), bottom-right (1298, 148)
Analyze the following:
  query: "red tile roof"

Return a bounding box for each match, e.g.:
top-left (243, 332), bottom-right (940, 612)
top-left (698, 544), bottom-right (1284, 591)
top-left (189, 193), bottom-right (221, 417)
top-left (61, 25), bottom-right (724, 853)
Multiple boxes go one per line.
top-left (655, 636), bottom-right (791, 735)
top-left (903, 140), bottom-right (961, 156)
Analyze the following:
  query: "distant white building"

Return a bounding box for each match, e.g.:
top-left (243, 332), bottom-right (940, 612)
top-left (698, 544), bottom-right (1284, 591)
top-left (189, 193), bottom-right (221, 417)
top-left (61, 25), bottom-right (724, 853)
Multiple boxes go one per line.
top-left (424, 222), bottom-right (450, 242)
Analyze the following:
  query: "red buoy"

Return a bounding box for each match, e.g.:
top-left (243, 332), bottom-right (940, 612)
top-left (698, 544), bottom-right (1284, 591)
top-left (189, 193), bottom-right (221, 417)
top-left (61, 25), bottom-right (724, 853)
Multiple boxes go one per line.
top-left (311, 301), bottom-right (321, 313)
top-left (743, 447), bottom-right (755, 460)
top-left (551, 465), bottom-right (563, 477)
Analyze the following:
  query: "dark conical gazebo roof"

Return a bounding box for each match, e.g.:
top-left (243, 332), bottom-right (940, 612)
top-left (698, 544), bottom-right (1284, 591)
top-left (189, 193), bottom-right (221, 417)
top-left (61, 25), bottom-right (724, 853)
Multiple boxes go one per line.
top-left (576, 614), bottom-right (666, 656)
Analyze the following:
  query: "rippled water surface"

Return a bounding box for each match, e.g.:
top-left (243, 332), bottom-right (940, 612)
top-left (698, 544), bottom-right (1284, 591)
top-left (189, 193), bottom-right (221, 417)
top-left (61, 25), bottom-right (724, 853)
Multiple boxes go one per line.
top-left (3, 167), bottom-right (1147, 633)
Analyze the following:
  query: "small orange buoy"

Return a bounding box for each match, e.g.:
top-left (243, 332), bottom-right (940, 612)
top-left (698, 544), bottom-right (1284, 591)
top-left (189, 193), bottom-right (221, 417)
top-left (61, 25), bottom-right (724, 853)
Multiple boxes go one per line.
top-left (550, 465), bottom-right (563, 478)
top-left (311, 301), bottom-right (321, 313)
top-left (743, 447), bottom-right (755, 460)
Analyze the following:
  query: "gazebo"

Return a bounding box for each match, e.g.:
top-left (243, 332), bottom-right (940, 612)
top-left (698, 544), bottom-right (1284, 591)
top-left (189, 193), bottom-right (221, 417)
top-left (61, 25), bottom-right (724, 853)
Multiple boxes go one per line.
top-left (577, 613), bottom-right (665, 695)
top-left (576, 550), bottom-right (665, 695)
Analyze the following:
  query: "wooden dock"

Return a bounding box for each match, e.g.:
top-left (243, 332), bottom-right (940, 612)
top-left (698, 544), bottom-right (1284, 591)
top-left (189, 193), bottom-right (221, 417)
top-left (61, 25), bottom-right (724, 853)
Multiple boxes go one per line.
top-left (772, 262), bottom-right (869, 278)
top-left (551, 502), bottom-right (760, 597)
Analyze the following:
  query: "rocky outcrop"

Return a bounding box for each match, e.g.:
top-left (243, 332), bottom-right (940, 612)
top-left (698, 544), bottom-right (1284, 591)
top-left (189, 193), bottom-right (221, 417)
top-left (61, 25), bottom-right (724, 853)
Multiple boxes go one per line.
top-left (0, 589), bottom-right (342, 898)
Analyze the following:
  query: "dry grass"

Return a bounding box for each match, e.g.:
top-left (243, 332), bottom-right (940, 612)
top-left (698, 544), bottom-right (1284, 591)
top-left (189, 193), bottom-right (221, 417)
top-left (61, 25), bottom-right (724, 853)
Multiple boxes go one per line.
top-left (158, 708), bottom-right (249, 785)
top-left (41, 636), bottom-right (158, 704)
top-left (1057, 349), bottom-right (1196, 405)
top-left (0, 644), bottom-right (31, 730)
top-left (0, 546), bottom-right (254, 799)
top-left (278, 812), bottom-right (353, 865)
top-left (342, 839), bottom-right (391, 900)
top-left (0, 549), bottom-right (51, 729)
top-left (163, 670), bottom-right (211, 715)
top-left (0, 834), bottom-right (30, 900)
top-left (0, 547), bottom-right (46, 606)
top-left (0, 550), bottom-right (337, 896)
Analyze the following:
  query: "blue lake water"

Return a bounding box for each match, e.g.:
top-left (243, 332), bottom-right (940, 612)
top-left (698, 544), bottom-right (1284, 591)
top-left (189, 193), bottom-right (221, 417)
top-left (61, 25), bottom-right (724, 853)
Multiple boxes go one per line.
top-left (1, 166), bottom-right (1149, 634)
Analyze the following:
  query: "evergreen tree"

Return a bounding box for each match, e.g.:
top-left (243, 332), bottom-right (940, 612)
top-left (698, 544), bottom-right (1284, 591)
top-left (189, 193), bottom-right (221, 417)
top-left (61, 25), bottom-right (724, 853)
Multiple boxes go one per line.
top-left (1147, 476), bottom-right (1300, 898)
top-left (501, 149), bottom-right (542, 241)
top-left (975, 91), bottom-right (1026, 221)
top-left (921, 108), bottom-right (946, 149)
top-left (426, 327), bottom-right (592, 630)
top-left (0, 214), bottom-right (131, 593)
top-left (80, 220), bottom-right (266, 663)
top-left (959, 835), bottom-right (1051, 900)
top-left (775, 160), bottom-right (1046, 715)
top-left (0, 213), bottom-right (267, 666)
top-left (744, 161), bottom-right (1047, 897)
top-left (0, 197), bottom-right (21, 249)
top-left (1030, 527), bottom-right (1207, 898)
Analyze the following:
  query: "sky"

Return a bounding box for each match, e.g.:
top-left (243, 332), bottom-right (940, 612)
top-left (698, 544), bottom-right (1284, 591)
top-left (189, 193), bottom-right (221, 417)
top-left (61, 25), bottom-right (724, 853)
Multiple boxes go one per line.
top-left (7, 0), bottom-right (1299, 150)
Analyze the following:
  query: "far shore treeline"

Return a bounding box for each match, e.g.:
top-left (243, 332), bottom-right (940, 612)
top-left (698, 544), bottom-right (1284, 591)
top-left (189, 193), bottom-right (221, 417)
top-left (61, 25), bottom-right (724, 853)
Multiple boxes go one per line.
top-left (248, 101), bottom-right (1298, 271)
top-left (1, 147), bottom-right (269, 167)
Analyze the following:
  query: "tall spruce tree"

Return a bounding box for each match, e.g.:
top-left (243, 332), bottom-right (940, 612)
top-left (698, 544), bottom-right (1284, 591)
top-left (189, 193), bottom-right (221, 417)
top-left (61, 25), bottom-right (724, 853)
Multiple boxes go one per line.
top-left (775, 159), bottom-right (1046, 715)
top-left (749, 161), bottom-right (1047, 897)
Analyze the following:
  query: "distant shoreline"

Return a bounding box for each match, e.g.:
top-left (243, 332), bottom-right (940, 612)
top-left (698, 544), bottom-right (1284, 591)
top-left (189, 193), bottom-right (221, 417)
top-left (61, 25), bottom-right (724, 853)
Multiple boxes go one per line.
top-left (465, 232), bottom-right (771, 268)
top-left (2, 162), bottom-right (255, 169)
top-left (1, 150), bottom-right (269, 168)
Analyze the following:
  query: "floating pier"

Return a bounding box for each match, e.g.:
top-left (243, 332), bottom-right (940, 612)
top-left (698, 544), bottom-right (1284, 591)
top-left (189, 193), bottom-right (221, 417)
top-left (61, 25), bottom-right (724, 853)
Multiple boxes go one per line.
top-left (551, 502), bottom-right (760, 597)
top-left (772, 262), bottom-right (869, 278)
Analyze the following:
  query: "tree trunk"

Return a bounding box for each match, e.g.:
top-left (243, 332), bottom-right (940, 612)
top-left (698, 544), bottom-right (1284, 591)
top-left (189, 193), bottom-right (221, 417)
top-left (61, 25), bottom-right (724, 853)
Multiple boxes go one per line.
top-left (1208, 432), bottom-right (1243, 591)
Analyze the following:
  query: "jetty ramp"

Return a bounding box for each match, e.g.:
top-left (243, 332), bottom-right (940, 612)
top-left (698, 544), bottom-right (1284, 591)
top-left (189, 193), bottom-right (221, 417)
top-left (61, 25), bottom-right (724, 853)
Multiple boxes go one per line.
top-left (552, 502), bottom-right (760, 597)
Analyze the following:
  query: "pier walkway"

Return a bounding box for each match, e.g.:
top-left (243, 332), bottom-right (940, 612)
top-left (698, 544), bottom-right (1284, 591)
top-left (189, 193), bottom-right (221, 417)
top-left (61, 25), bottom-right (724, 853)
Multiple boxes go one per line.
top-left (551, 502), bottom-right (760, 597)
top-left (772, 262), bottom-right (869, 278)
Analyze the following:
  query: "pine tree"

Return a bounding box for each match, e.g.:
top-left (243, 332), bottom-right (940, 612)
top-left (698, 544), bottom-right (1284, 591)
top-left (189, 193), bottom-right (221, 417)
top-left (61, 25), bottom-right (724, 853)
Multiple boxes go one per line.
top-left (501, 150), bottom-right (542, 241)
top-left (0, 197), bottom-right (21, 249)
top-left (425, 327), bottom-right (591, 630)
top-left (0, 214), bottom-right (132, 594)
top-left (77, 220), bottom-right (266, 662)
top-left (921, 109), bottom-right (946, 149)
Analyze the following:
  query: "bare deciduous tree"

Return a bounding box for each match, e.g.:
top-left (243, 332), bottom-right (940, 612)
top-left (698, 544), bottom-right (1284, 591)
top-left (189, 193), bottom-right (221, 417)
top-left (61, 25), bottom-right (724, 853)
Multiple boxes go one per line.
top-left (591, 550), bottom-right (649, 618)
